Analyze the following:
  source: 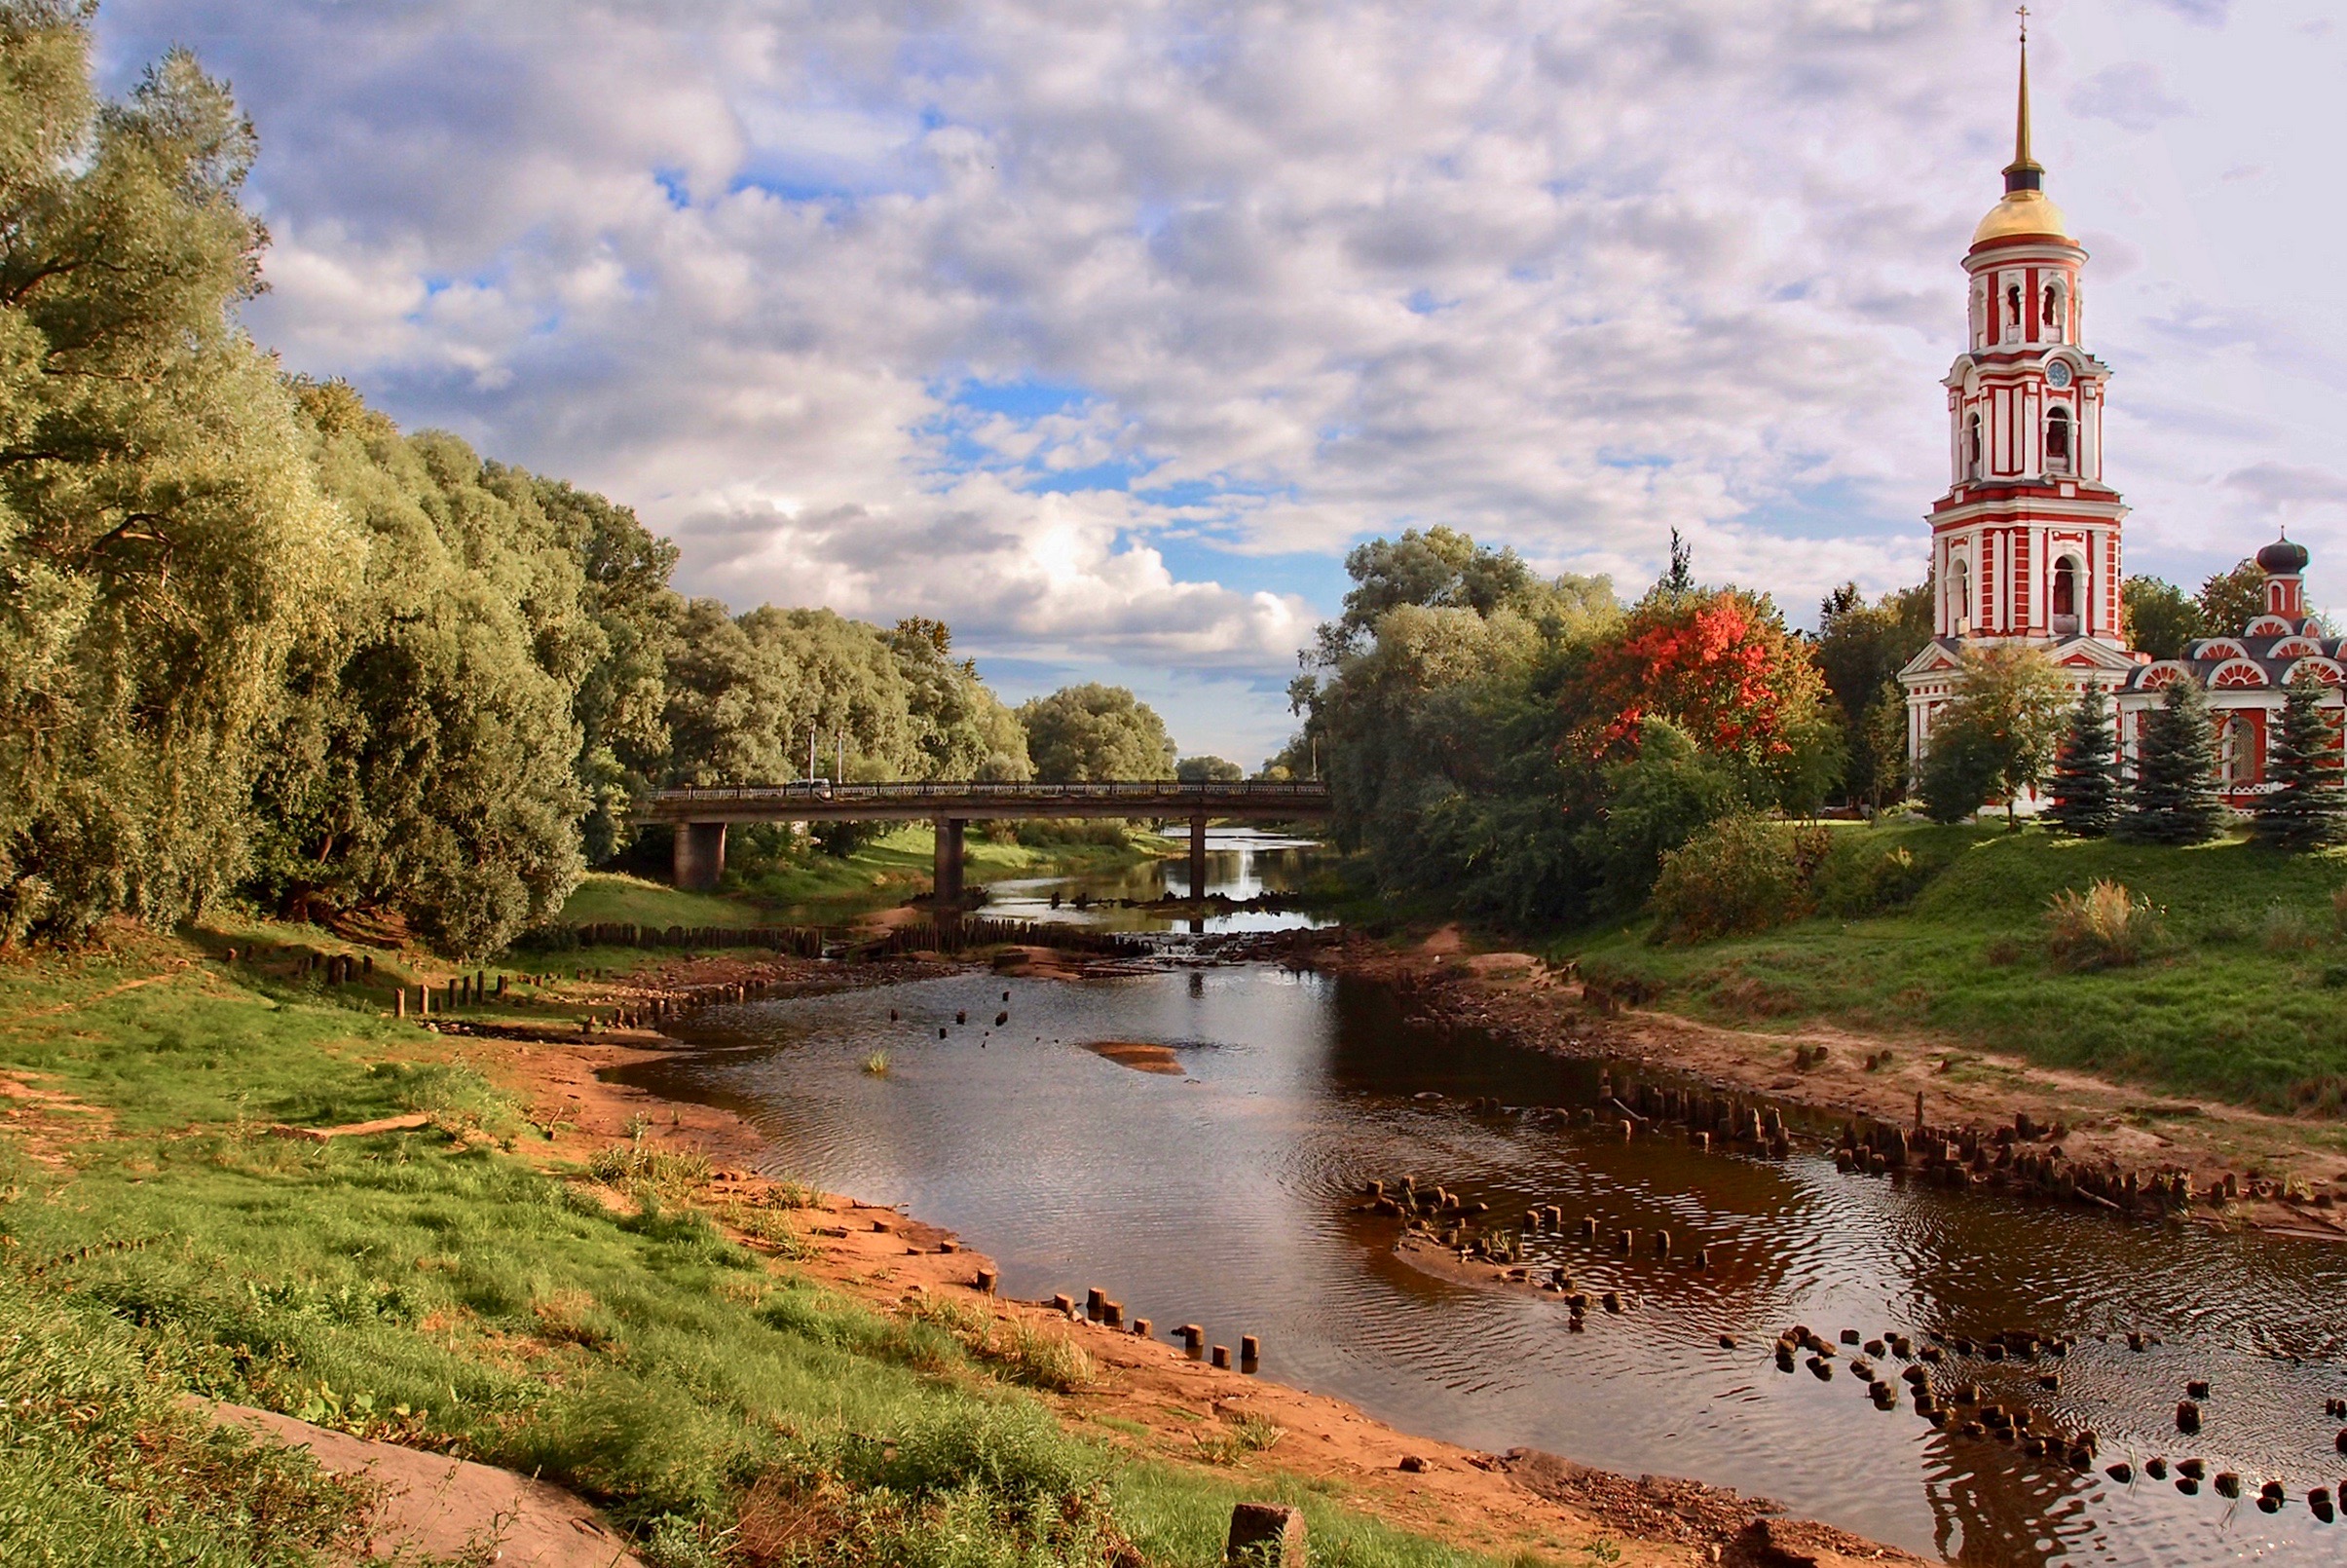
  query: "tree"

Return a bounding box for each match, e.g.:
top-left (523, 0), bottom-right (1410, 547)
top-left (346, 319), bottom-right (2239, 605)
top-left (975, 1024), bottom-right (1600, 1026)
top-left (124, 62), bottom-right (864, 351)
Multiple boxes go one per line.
top-left (2251, 668), bottom-right (2345, 850)
top-left (1570, 587), bottom-right (1844, 812)
top-left (1584, 717), bottom-right (1739, 910)
top-left (1860, 682), bottom-right (1912, 811)
top-left (2117, 677), bottom-right (2225, 845)
top-left (1916, 647), bottom-right (2067, 827)
top-left (2044, 683), bottom-right (2120, 838)
top-left (1658, 528), bottom-right (1695, 600)
top-left (1314, 524), bottom-right (1612, 661)
top-left (1017, 684), bottom-right (1175, 781)
top-left (2197, 559), bottom-right (2265, 636)
top-left (1, 15), bottom-right (350, 942)
top-left (1175, 755), bottom-right (1243, 782)
top-left (1814, 580), bottom-right (1933, 806)
top-left (2122, 576), bottom-right (2205, 660)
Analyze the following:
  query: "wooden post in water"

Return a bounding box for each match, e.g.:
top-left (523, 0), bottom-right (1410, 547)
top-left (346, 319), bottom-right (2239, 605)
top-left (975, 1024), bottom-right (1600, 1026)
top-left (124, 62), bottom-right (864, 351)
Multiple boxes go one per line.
top-left (1189, 814), bottom-right (1208, 906)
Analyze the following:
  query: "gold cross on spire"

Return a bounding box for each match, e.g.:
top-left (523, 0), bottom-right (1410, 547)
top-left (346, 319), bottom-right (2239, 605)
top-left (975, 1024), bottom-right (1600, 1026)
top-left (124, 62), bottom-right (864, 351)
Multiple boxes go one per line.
top-left (2017, 5), bottom-right (2030, 43)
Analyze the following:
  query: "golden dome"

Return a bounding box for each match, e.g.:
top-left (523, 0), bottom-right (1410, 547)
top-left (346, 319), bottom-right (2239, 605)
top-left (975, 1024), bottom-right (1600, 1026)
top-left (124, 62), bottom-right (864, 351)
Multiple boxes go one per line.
top-left (1971, 188), bottom-right (2071, 245)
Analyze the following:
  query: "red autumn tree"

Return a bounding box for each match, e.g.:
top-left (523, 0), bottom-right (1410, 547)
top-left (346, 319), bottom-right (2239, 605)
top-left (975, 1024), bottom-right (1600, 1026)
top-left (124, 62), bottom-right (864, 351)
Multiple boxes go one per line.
top-left (1569, 587), bottom-right (1842, 811)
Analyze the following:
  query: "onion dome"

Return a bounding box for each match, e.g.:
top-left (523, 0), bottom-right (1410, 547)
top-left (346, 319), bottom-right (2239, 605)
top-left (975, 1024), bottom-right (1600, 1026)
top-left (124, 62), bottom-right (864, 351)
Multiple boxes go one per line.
top-left (2257, 534), bottom-right (2309, 575)
top-left (1972, 28), bottom-right (2072, 245)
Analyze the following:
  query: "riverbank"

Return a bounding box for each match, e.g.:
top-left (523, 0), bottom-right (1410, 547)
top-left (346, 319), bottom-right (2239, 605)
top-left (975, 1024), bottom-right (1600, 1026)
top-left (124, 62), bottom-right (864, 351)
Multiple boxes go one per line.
top-left (0, 920), bottom-right (1912, 1567)
top-left (1323, 927), bottom-right (2347, 1244)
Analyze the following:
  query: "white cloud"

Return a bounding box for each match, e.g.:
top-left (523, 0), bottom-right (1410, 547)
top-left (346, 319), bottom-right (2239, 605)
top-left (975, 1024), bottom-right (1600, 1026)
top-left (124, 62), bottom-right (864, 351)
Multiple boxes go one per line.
top-left (89, 0), bottom-right (2347, 755)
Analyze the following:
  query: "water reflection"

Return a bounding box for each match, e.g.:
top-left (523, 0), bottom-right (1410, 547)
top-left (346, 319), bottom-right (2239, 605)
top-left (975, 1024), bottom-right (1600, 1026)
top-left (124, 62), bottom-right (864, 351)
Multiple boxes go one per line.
top-left (615, 966), bottom-right (2347, 1565)
top-left (977, 825), bottom-right (1327, 934)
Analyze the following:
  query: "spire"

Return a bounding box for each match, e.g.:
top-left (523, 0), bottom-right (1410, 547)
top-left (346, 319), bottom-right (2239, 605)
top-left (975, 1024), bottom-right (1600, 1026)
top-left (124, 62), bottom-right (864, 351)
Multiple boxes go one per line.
top-left (2004, 9), bottom-right (2044, 194)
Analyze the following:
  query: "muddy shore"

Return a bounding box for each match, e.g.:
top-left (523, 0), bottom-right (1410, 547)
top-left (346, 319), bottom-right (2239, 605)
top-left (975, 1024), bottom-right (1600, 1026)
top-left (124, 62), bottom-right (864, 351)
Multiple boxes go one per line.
top-left (454, 944), bottom-right (1916, 1568)
top-left (1315, 929), bottom-right (2347, 1246)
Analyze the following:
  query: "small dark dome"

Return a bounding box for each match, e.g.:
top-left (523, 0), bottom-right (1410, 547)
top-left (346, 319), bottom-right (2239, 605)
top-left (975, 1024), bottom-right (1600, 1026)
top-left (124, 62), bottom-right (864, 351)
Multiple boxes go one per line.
top-left (2258, 534), bottom-right (2310, 575)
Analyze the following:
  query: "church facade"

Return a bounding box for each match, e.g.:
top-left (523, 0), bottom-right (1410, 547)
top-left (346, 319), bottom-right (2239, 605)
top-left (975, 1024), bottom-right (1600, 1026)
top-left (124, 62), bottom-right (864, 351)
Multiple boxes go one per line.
top-left (1896, 34), bottom-right (2325, 807)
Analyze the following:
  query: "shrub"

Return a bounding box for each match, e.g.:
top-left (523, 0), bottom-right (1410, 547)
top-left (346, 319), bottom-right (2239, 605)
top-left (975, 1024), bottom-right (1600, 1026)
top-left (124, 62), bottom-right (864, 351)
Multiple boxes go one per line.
top-left (2259, 902), bottom-right (2323, 954)
top-left (2044, 879), bottom-right (2164, 971)
top-left (1648, 816), bottom-right (1829, 945)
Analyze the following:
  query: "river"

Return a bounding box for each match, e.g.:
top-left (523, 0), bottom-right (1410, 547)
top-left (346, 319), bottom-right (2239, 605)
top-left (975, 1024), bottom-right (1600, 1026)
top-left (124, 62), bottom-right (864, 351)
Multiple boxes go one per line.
top-left (613, 835), bottom-right (2347, 1564)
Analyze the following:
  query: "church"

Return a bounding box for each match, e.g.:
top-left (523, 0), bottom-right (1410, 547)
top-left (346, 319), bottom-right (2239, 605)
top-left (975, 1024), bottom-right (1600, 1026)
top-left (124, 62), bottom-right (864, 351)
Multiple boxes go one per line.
top-left (1895, 31), bottom-right (2325, 806)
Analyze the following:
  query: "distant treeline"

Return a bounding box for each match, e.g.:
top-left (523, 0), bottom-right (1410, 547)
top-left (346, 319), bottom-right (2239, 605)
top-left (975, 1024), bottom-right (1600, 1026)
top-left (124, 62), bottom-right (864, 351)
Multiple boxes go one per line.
top-left (0, 11), bottom-right (1174, 955)
top-left (1277, 524), bottom-right (2281, 933)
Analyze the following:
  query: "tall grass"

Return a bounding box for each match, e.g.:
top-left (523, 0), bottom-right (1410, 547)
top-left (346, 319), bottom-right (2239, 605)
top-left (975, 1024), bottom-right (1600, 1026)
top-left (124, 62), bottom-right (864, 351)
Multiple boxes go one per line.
top-left (2043, 879), bottom-right (2163, 971)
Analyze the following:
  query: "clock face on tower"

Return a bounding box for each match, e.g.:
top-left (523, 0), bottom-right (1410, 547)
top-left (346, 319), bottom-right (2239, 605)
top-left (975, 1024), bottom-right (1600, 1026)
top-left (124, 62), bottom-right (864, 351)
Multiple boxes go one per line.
top-left (2046, 359), bottom-right (2073, 389)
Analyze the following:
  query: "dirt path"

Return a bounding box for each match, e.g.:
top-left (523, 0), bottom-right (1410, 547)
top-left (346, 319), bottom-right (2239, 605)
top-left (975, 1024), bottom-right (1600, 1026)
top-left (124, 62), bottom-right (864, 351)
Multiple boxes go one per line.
top-left (210, 1403), bottom-right (645, 1567)
top-left (454, 968), bottom-right (1916, 1568)
top-left (1326, 932), bottom-right (2347, 1242)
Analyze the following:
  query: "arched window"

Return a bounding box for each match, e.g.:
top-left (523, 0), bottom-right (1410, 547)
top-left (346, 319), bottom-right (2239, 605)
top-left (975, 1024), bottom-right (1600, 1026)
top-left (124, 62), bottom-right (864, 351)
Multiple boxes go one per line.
top-left (2046, 406), bottom-right (2072, 470)
top-left (1951, 554), bottom-right (1971, 631)
top-left (1967, 413), bottom-right (1983, 477)
top-left (2042, 282), bottom-right (2063, 331)
top-left (2006, 283), bottom-right (2022, 337)
top-left (2052, 556), bottom-right (2079, 634)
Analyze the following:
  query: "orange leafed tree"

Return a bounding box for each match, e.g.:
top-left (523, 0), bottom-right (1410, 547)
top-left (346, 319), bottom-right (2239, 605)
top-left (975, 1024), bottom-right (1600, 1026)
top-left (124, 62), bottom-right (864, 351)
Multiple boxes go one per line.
top-left (1570, 588), bottom-right (1837, 786)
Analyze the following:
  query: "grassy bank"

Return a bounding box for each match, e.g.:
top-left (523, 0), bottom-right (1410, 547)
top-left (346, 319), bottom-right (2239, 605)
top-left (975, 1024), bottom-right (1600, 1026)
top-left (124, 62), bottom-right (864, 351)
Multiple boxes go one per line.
top-left (0, 927), bottom-right (1494, 1567)
top-left (1561, 821), bottom-right (2347, 1114)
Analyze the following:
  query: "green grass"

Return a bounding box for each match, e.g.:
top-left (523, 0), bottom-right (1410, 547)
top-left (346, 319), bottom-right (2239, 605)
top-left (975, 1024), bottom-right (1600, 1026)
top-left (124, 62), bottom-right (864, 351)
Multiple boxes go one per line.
top-left (559, 872), bottom-right (779, 930)
top-left (1563, 821), bottom-right (2347, 1115)
top-left (0, 930), bottom-right (1499, 1567)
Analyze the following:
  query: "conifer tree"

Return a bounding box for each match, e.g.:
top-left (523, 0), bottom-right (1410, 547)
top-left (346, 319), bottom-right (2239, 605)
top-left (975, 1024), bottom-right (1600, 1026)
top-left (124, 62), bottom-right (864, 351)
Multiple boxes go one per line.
top-left (2045, 683), bottom-right (2119, 837)
top-left (2251, 667), bottom-right (2345, 850)
top-left (2117, 676), bottom-right (2225, 845)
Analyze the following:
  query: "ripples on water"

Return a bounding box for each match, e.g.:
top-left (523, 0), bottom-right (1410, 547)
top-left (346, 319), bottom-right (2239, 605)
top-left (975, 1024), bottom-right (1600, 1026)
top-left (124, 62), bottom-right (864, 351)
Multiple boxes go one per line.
top-left (615, 964), bottom-right (2347, 1565)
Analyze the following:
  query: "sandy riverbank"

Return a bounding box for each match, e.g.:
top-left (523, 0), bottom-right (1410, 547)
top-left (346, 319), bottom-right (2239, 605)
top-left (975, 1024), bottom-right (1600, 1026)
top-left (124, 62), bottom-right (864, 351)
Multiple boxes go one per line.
top-left (1315, 928), bottom-right (2347, 1245)
top-left (457, 946), bottom-right (1915, 1568)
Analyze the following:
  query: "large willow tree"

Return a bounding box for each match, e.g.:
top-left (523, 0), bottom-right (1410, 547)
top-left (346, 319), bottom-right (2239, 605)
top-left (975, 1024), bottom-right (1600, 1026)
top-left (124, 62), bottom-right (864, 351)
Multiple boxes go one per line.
top-left (0, 5), bottom-right (349, 942)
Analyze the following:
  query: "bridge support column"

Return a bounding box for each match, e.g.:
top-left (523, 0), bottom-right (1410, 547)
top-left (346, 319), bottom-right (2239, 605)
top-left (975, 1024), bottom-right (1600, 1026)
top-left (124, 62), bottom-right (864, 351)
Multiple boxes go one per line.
top-left (673, 821), bottom-right (727, 891)
top-left (1188, 815), bottom-right (1208, 904)
top-left (933, 817), bottom-right (966, 909)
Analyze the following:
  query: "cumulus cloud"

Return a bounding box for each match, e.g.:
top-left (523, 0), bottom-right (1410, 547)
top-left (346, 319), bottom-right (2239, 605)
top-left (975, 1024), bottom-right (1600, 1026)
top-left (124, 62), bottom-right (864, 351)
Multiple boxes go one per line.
top-left (84, 0), bottom-right (2347, 753)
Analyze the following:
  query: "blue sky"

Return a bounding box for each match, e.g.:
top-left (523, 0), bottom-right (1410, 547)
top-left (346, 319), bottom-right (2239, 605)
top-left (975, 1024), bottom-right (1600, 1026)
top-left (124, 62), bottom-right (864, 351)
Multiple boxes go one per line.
top-left (92, 0), bottom-right (2347, 765)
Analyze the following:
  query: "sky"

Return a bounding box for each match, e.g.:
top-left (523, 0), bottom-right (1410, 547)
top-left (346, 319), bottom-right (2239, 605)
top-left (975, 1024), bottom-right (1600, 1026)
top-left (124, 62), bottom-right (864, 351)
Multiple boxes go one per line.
top-left (91, 0), bottom-right (2347, 766)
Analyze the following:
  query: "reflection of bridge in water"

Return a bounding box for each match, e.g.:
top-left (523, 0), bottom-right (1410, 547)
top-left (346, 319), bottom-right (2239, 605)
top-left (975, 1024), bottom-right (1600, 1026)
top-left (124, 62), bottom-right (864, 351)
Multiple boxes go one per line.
top-left (643, 780), bottom-right (1332, 900)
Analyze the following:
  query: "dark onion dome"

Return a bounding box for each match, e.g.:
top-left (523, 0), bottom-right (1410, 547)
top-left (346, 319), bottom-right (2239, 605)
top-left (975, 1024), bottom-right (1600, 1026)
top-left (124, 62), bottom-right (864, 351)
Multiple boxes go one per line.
top-left (2257, 534), bottom-right (2310, 575)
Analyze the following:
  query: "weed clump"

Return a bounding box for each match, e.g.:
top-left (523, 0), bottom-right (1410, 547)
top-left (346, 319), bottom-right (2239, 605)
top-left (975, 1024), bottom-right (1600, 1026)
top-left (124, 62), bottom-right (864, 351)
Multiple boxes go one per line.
top-left (2045, 879), bottom-right (2164, 971)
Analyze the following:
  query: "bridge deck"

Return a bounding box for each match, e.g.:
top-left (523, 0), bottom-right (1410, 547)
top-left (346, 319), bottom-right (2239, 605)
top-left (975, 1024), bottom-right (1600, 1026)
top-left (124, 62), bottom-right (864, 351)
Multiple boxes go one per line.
top-left (643, 779), bottom-right (1330, 824)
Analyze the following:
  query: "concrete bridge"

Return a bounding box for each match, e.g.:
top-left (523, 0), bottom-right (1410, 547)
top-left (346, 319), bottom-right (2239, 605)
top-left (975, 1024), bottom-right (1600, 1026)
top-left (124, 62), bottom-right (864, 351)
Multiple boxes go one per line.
top-left (642, 779), bottom-right (1331, 901)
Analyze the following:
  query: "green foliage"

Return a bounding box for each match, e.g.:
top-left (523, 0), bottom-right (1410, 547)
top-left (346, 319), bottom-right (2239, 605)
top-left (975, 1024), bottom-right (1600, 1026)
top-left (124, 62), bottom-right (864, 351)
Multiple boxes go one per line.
top-left (2252, 668), bottom-right (2345, 851)
top-left (2119, 678), bottom-right (2225, 845)
top-left (2196, 559), bottom-right (2265, 637)
top-left (2122, 576), bottom-right (2205, 660)
top-left (0, 19), bottom-right (1054, 955)
top-left (1017, 684), bottom-right (1175, 782)
top-left (1813, 580), bottom-right (1932, 807)
top-left (1918, 646), bottom-right (2067, 825)
top-left (2044, 683), bottom-right (2119, 838)
top-left (1586, 718), bottom-right (1738, 910)
top-left (1175, 754), bottom-right (1244, 782)
top-left (0, 12), bottom-right (349, 942)
top-left (1647, 815), bottom-right (1830, 945)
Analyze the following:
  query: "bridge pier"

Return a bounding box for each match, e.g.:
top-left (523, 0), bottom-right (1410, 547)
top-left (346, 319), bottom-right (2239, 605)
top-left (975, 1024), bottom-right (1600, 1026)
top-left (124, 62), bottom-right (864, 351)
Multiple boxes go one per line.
top-left (1189, 815), bottom-right (1208, 905)
top-left (673, 821), bottom-right (727, 891)
top-left (933, 817), bottom-right (966, 908)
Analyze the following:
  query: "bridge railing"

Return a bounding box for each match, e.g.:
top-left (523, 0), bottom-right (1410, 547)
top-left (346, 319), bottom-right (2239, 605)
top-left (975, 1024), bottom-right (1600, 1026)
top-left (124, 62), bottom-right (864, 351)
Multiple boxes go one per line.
top-left (648, 779), bottom-right (1328, 807)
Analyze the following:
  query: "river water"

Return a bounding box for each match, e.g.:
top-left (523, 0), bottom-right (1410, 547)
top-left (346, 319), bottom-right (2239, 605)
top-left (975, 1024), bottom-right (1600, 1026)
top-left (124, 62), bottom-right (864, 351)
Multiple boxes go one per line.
top-left (614, 840), bottom-right (2347, 1565)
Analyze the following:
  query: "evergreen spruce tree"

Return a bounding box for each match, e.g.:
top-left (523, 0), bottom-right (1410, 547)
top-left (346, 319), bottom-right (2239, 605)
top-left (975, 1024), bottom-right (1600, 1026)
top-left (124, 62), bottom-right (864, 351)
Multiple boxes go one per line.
top-left (2044, 683), bottom-right (2119, 837)
top-left (2116, 676), bottom-right (2225, 844)
top-left (2251, 667), bottom-right (2346, 850)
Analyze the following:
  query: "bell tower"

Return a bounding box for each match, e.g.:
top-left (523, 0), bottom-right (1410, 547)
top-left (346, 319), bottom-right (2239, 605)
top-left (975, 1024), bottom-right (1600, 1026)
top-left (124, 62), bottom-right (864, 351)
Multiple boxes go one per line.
top-left (1928, 16), bottom-right (2125, 646)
